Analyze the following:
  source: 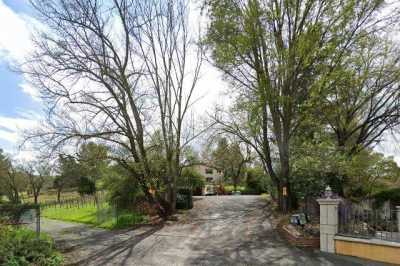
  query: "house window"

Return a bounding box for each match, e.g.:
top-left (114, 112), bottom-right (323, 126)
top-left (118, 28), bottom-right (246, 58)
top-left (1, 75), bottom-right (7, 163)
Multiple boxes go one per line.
top-left (206, 177), bottom-right (213, 182)
top-left (205, 168), bottom-right (213, 174)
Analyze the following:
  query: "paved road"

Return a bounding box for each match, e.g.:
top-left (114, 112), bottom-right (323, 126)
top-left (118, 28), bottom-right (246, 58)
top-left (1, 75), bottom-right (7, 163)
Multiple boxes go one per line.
top-left (40, 196), bottom-right (387, 265)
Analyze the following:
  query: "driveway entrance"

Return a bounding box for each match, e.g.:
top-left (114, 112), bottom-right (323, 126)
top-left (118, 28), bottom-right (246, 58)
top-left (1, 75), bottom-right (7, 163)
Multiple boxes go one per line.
top-left (41, 196), bottom-right (387, 265)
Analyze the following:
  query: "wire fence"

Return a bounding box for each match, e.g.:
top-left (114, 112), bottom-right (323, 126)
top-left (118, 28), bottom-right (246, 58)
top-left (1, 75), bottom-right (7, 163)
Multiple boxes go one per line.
top-left (40, 192), bottom-right (106, 209)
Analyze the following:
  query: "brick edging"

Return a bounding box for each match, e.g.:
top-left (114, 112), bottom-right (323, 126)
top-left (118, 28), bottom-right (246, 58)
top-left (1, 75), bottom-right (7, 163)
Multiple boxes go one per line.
top-left (277, 219), bottom-right (320, 248)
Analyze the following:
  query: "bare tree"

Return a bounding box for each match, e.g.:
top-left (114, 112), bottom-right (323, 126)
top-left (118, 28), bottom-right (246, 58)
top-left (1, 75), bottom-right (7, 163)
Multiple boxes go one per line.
top-left (23, 0), bottom-right (202, 216)
top-left (129, 0), bottom-right (203, 210)
top-left (23, 161), bottom-right (51, 204)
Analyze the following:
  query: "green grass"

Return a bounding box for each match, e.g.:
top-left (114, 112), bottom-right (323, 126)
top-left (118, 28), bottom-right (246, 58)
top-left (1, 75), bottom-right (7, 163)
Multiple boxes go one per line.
top-left (42, 202), bottom-right (147, 229)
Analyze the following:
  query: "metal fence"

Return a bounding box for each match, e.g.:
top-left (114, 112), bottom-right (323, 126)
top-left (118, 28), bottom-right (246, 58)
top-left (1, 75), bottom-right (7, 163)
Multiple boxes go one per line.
top-left (338, 203), bottom-right (400, 243)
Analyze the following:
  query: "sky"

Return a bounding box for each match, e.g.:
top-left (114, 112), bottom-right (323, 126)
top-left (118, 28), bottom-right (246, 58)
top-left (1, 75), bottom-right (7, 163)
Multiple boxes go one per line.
top-left (0, 0), bottom-right (399, 163)
top-left (0, 0), bottom-right (41, 160)
top-left (0, 0), bottom-right (228, 161)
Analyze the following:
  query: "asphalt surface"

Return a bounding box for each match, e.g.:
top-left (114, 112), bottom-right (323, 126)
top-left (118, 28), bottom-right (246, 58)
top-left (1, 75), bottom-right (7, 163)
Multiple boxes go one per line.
top-left (39, 195), bottom-right (389, 266)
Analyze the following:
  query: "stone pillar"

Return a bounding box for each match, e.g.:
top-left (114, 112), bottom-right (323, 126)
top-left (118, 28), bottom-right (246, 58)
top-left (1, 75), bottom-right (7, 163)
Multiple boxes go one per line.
top-left (396, 206), bottom-right (400, 233)
top-left (317, 198), bottom-right (341, 253)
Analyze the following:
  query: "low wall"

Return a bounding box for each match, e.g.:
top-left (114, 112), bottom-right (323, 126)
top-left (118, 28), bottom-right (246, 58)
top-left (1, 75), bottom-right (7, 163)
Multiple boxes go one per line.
top-left (277, 220), bottom-right (320, 248)
top-left (335, 235), bottom-right (400, 264)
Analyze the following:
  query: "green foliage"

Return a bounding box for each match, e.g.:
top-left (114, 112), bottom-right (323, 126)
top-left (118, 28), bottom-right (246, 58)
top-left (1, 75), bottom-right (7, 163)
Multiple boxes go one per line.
top-left (78, 176), bottom-right (96, 195)
top-left (245, 167), bottom-right (270, 195)
top-left (341, 151), bottom-right (400, 199)
top-left (204, 0), bottom-right (396, 211)
top-left (291, 135), bottom-right (344, 197)
top-left (372, 188), bottom-right (400, 208)
top-left (177, 168), bottom-right (205, 190)
top-left (114, 213), bottom-right (146, 229)
top-left (291, 130), bottom-right (400, 200)
top-left (42, 202), bottom-right (146, 229)
top-left (103, 165), bottom-right (144, 210)
top-left (0, 226), bottom-right (63, 266)
top-left (223, 185), bottom-right (246, 194)
top-left (55, 155), bottom-right (80, 192)
top-left (55, 143), bottom-right (109, 197)
top-left (0, 150), bottom-right (27, 203)
top-left (78, 142), bottom-right (109, 189)
top-left (210, 137), bottom-right (248, 187)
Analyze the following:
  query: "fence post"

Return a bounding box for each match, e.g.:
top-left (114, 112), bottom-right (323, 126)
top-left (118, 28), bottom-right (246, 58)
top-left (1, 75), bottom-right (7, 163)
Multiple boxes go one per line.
top-left (36, 206), bottom-right (41, 239)
top-left (396, 206), bottom-right (400, 233)
top-left (317, 193), bottom-right (341, 253)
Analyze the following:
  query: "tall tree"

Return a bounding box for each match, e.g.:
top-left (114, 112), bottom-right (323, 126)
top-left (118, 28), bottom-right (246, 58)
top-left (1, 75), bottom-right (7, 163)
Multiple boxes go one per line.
top-left (316, 36), bottom-right (400, 155)
top-left (211, 137), bottom-right (252, 190)
top-left (205, 0), bottom-right (398, 212)
top-left (24, 0), bottom-right (202, 216)
top-left (55, 155), bottom-right (80, 203)
top-left (77, 142), bottom-right (108, 197)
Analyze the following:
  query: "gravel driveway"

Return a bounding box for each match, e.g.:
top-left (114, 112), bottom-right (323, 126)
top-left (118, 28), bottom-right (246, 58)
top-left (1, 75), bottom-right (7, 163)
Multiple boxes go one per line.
top-left (40, 195), bottom-right (387, 266)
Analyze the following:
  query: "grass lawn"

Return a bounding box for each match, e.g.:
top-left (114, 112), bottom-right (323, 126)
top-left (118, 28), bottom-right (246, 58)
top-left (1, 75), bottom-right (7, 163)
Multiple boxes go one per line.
top-left (42, 202), bottom-right (147, 229)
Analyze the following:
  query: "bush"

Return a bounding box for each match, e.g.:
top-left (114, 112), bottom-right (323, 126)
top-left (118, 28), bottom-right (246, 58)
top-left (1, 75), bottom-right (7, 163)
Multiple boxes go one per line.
top-left (103, 171), bottom-right (144, 210)
top-left (177, 168), bottom-right (205, 194)
top-left (114, 212), bottom-right (147, 229)
top-left (0, 226), bottom-right (63, 266)
top-left (245, 168), bottom-right (270, 195)
top-left (224, 185), bottom-right (246, 195)
top-left (372, 187), bottom-right (400, 208)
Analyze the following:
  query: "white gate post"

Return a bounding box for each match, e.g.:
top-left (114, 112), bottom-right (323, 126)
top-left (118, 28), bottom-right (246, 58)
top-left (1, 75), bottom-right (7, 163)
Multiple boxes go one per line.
top-left (396, 206), bottom-right (400, 233)
top-left (317, 188), bottom-right (341, 253)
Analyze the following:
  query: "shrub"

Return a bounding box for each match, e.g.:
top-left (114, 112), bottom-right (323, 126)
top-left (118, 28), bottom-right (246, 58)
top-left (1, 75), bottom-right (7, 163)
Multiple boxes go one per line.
top-left (245, 168), bottom-right (270, 195)
top-left (177, 168), bottom-right (205, 193)
top-left (224, 185), bottom-right (246, 194)
top-left (103, 171), bottom-right (144, 210)
top-left (0, 226), bottom-right (63, 266)
top-left (114, 212), bottom-right (147, 229)
top-left (372, 187), bottom-right (400, 208)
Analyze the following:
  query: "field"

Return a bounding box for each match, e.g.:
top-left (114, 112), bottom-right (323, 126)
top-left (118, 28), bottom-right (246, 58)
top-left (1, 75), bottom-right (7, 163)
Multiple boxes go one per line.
top-left (42, 202), bottom-right (148, 229)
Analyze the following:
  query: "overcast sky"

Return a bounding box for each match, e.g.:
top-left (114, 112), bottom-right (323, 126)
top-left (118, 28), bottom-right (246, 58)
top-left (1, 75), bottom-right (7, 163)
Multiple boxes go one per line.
top-left (0, 0), bottom-right (399, 163)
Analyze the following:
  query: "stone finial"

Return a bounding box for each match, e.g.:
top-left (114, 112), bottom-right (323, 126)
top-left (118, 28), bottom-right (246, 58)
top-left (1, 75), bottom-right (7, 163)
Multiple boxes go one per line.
top-left (324, 186), bottom-right (333, 199)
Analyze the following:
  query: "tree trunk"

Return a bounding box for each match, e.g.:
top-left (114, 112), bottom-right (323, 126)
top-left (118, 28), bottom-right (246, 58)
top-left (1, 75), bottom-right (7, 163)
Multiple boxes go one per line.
top-left (276, 180), bottom-right (296, 213)
top-left (166, 179), bottom-right (176, 213)
top-left (13, 189), bottom-right (20, 204)
top-left (34, 194), bottom-right (38, 205)
top-left (57, 189), bottom-right (61, 203)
